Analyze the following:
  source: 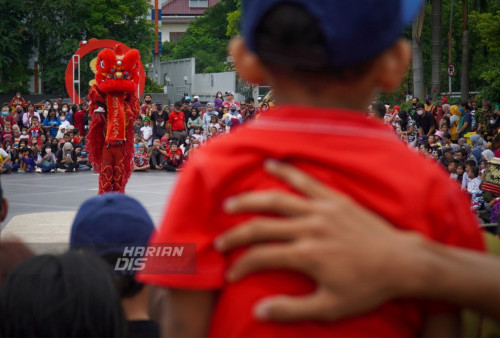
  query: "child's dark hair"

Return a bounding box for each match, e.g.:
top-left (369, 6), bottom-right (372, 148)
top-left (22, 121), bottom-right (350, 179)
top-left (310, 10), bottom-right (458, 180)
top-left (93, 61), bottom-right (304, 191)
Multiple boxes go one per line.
top-left (254, 3), bottom-right (374, 80)
top-left (465, 159), bottom-right (477, 167)
top-left (469, 166), bottom-right (480, 178)
top-left (372, 103), bottom-right (386, 118)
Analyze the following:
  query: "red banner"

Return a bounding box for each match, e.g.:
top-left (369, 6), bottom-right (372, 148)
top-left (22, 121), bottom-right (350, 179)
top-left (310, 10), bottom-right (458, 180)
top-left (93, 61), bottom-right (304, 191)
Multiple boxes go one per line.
top-left (106, 93), bottom-right (127, 141)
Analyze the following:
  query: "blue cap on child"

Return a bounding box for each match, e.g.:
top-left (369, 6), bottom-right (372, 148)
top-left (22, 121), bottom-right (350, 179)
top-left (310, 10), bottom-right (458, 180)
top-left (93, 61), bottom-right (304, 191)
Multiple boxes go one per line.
top-left (70, 193), bottom-right (155, 257)
top-left (242, 0), bottom-right (424, 68)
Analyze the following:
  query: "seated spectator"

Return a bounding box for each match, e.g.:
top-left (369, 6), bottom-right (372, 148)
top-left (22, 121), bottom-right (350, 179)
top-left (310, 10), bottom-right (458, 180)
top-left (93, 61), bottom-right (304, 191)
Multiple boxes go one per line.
top-left (467, 166), bottom-right (483, 210)
top-left (28, 116), bottom-right (42, 146)
top-left (162, 143), bottom-right (183, 172)
top-left (134, 143), bottom-right (150, 172)
top-left (74, 146), bottom-right (90, 171)
top-left (36, 145), bottom-right (57, 173)
top-left (0, 251), bottom-right (126, 337)
top-left (56, 142), bottom-right (77, 172)
top-left (148, 139), bottom-right (166, 170)
top-left (18, 147), bottom-right (35, 173)
top-left (20, 127), bottom-right (29, 143)
top-left (59, 112), bottom-right (71, 129)
top-left (56, 125), bottom-right (67, 140)
top-left (0, 145), bottom-right (12, 174)
top-left (192, 126), bottom-right (203, 144)
top-left (69, 194), bottom-right (160, 338)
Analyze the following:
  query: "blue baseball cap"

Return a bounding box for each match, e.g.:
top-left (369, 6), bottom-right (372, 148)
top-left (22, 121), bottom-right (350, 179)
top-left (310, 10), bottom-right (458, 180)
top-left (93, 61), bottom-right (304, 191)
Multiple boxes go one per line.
top-left (242, 0), bottom-right (423, 68)
top-left (70, 193), bottom-right (155, 257)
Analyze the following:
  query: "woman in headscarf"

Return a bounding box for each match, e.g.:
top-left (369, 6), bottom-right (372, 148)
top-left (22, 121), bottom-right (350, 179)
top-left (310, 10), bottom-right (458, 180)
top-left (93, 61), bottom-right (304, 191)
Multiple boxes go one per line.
top-left (55, 125), bottom-right (67, 140)
top-left (470, 133), bottom-right (486, 165)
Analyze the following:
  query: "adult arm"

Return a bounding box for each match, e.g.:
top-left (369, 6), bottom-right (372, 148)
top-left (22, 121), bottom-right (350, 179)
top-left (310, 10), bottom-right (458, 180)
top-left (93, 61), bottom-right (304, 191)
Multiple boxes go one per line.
top-left (215, 161), bottom-right (500, 322)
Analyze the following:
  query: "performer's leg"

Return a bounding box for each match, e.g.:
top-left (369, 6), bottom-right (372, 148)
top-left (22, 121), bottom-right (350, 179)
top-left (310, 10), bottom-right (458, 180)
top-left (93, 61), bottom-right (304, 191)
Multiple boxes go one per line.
top-left (111, 145), bottom-right (127, 193)
top-left (99, 146), bottom-right (114, 194)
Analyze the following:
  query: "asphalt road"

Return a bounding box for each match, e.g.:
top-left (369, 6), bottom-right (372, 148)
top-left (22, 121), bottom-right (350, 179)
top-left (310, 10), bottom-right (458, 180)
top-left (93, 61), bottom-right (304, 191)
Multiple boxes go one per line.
top-left (1, 170), bottom-right (178, 230)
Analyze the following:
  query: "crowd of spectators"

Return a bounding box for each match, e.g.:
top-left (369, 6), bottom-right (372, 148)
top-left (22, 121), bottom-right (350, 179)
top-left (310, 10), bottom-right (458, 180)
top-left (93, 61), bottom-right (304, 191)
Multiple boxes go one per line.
top-left (0, 91), bottom-right (269, 174)
top-left (370, 96), bottom-right (500, 220)
top-left (3, 91), bottom-right (500, 218)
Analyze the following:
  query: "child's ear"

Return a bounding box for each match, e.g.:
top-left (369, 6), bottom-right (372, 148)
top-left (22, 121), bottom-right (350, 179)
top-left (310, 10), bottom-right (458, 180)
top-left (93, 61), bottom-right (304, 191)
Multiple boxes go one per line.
top-left (374, 39), bottom-right (411, 92)
top-left (228, 37), bottom-right (267, 85)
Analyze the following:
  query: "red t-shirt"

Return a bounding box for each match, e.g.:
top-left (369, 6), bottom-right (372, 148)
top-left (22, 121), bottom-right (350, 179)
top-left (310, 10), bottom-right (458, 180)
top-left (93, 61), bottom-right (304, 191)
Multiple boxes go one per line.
top-left (169, 111), bottom-right (185, 131)
top-left (139, 105), bottom-right (484, 337)
top-left (73, 110), bottom-right (86, 134)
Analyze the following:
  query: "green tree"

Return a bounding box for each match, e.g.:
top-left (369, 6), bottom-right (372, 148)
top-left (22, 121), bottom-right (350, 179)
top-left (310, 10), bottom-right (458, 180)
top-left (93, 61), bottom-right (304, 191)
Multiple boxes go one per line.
top-left (162, 0), bottom-right (238, 73)
top-left (0, 0), bottom-right (32, 93)
top-left (25, 0), bottom-right (153, 95)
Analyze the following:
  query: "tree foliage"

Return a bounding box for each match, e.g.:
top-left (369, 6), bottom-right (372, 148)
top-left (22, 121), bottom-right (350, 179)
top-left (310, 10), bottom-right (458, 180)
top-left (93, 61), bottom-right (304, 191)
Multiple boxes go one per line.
top-left (161, 0), bottom-right (238, 73)
top-left (0, 0), bottom-right (153, 95)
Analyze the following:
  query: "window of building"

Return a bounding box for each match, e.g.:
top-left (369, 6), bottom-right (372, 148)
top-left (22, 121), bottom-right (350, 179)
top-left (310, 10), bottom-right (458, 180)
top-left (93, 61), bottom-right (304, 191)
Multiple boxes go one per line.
top-left (189, 0), bottom-right (208, 8)
top-left (170, 32), bottom-right (184, 42)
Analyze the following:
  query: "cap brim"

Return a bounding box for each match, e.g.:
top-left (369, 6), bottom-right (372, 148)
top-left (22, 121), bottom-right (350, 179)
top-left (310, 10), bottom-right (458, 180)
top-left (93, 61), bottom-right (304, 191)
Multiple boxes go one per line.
top-left (401, 0), bottom-right (424, 25)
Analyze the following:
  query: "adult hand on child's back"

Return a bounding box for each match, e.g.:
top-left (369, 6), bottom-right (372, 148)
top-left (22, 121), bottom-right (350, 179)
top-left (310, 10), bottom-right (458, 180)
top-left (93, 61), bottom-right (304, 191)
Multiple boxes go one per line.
top-left (216, 160), bottom-right (426, 322)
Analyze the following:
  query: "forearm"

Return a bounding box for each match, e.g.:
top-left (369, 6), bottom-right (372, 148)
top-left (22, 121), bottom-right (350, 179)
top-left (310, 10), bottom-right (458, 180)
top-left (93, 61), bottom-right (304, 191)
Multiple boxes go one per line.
top-left (404, 237), bottom-right (500, 320)
top-left (160, 289), bottom-right (215, 337)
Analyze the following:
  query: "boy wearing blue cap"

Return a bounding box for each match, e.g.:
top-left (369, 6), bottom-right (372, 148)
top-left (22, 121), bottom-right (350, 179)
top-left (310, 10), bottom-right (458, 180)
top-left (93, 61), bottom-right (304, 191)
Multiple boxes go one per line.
top-left (139, 1), bottom-right (484, 336)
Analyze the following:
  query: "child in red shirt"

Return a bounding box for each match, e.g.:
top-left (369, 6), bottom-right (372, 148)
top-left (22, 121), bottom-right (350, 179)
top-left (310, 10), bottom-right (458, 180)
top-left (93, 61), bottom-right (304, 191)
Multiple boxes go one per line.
top-left (162, 143), bottom-right (183, 172)
top-left (28, 116), bottom-right (41, 146)
top-left (138, 1), bottom-right (484, 337)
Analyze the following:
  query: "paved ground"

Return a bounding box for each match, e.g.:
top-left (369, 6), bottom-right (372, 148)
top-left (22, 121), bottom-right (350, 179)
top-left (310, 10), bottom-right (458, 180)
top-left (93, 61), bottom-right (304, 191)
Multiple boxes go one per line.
top-left (0, 171), bottom-right (178, 252)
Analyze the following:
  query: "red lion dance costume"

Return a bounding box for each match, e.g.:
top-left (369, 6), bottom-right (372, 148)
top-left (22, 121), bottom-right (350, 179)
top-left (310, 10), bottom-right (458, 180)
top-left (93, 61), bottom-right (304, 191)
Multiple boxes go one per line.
top-left (87, 45), bottom-right (141, 194)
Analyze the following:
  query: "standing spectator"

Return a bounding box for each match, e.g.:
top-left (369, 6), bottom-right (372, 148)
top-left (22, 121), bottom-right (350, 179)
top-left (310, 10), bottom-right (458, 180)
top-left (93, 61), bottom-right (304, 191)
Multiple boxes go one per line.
top-left (1, 105), bottom-right (15, 128)
top-left (203, 102), bottom-right (218, 134)
top-left (214, 91), bottom-right (224, 112)
top-left (187, 108), bottom-right (202, 135)
top-left (397, 111), bottom-right (417, 146)
top-left (22, 103), bottom-right (39, 129)
top-left (162, 143), bottom-right (183, 172)
top-left (222, 91), bottom-right (240, 111)
top-left (457, 101), bottom-right (472, 139)
top-left (73, 104), bottom-right (86, 135)
top-left (241, 98), bottom-right (258, 121)
top-left (140, 117), bottom-right (153, 147)
top-left (9, 92), bottom-right (26, 109)
top-left (192, 96), bottom-right (202, 109)
top-left (141, 94), bottom-right (153, 116)
top-left (408, 97), bottom-right (418, 116)
top-left (28, 116), bottom-right (42, 146)
top-left (169, 102), bottom-right (187, 144)
top-left (181, 100), bottom-right (191, 124)
top-left (150, 103), bottom-right (168, 140)
top-left (476, 100), bottom-right (492, 137)
top-left (414, 103), bottom-right (437, 137)
top-left (42, 109), bottom-right (61, 138)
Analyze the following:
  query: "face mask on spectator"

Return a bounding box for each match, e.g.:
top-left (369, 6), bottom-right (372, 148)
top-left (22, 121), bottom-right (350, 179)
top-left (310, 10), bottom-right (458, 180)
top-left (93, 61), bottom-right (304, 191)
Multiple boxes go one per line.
top-left (62, 108), bottom-right (68, 112)
top-left (16, 94), bottom-right (21, 98)
top-left (43, 110), bottom-right (49, 117)
top-left (490, 119), bottom-right (496, 125)
top-left (231, 108), bottom-right (237, 113)
top-left (45, 148), bottom-right (51, 154)
top-left (417, 110), bottom-right (424, 116)
top-left (53, 105), bottom-right (59, 110)
top-left (459, 107), bottom-right (464, 113)
top-left (2, 111), bottom-right (8, 117)
top-left (22, 131), bottom-right (27, 135)
top-left (60, 116), bottom-right (66, 122)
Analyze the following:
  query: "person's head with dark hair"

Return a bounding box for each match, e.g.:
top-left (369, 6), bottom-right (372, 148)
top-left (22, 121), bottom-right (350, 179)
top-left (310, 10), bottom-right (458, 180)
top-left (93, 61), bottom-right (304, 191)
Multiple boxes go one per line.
top-left (230, 0), bottom-right (421, 110)
top-left (372, 102), bottom-right (387, 119)
top-left (0, 240), bottom-right (33, 288)
top-left (468, 166), bottom-right (480, 179)
top-left (0, 251), bottom-right (126, 337)
top-left (174, 101), bottom-right (182, 111)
